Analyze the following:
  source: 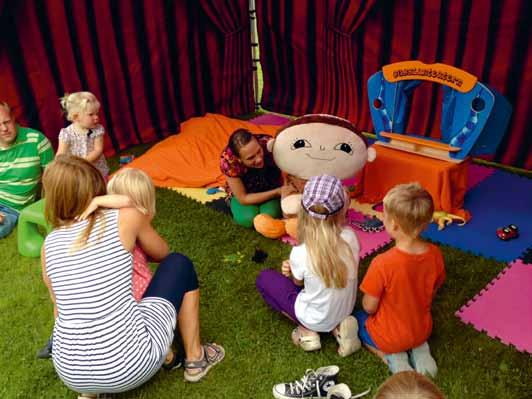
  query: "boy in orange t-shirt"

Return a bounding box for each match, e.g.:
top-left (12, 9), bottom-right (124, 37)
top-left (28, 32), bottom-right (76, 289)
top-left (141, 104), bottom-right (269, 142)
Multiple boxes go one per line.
top-left (354, 182), bottom-right (445, 377)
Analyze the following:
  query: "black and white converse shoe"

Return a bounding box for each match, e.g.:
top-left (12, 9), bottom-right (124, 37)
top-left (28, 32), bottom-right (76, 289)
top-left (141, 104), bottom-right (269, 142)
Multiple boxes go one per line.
top-left (272, 365), bottom-right (339, 399)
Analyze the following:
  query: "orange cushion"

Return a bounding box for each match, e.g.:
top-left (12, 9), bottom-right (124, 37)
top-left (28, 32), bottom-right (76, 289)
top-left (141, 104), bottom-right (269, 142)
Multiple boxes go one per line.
top-left (125, 113), bottom-right (281, 188)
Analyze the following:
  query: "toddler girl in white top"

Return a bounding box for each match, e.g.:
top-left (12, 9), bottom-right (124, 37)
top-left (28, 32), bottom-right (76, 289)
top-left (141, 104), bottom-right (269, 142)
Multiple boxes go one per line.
top-left (256, 174), bottom-right (361, 357)
top-left (57, 91), bottom-right (109, 177)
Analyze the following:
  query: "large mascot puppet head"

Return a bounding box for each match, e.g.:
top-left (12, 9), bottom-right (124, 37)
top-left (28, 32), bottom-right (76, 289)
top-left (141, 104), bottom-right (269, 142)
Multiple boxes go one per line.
top-left (269, 114), bottom-right (375, 181)
top-left (267, 114), bottom-right (376, 218)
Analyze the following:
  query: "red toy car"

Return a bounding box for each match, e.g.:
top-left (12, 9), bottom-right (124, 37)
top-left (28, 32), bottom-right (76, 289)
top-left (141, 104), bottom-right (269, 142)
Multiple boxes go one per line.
top-left (496, 224), bottom-right (519, 241)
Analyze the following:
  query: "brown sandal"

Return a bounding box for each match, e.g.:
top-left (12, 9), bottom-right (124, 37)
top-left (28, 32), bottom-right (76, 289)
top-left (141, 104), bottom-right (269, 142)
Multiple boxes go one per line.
top-left (183, 343), bottom-right (225, 383)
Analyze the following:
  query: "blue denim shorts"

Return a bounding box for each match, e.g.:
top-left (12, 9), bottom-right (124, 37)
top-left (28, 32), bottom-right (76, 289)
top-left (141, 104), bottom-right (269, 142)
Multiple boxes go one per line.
top-left (353, 309), bottom-right (379, 349)
top-left (0, 204), bottom-right (19, 239)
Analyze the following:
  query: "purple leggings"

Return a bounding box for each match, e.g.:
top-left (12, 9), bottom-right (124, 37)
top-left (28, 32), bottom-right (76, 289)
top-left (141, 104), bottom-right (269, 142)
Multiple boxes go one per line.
top-left (256, 269), bottom-right (302, 323)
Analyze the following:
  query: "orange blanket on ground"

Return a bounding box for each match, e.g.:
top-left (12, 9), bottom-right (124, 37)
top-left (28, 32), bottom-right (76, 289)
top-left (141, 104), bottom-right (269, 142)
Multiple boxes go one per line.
top-left (357, 145), bottom-right (470, 219)
top-left (125, 113), bottom-right (282, 188)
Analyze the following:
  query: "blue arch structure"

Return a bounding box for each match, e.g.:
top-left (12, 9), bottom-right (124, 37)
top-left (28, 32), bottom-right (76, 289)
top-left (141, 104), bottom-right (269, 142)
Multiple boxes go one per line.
top-left (367, 61), bottom-right (512, 161)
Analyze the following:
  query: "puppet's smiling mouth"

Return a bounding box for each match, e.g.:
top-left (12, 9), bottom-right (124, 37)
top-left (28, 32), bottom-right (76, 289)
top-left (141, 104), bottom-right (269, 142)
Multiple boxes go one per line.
top-left (305, 153), bottom-right (335, 161)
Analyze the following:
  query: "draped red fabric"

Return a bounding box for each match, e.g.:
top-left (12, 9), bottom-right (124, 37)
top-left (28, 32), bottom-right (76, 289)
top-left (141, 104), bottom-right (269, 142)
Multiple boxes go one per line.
top-left (0, 1), bottom-right (254, 155)
top-left (256, 0), bottom-right (531, 168)
top-left (200, 0), bottom-right (254, 116)
top-left (324, 0), bottom-right (377, 120)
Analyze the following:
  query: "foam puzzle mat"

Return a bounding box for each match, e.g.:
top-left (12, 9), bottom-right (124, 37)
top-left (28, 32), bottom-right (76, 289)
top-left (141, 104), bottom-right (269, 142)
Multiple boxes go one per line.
top-left (168, 187), bottom-right (226, 204)
top-left (456, 258), bottom-right (532, 354)
top-left (421, 170), bottom-right (532, 262)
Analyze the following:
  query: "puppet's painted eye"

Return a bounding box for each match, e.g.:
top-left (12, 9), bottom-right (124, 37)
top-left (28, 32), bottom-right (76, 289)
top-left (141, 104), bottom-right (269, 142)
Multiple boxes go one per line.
top-left (291, 139), bottom-right (312, 150)
top-left (334, 143), bottom-right (353, 154)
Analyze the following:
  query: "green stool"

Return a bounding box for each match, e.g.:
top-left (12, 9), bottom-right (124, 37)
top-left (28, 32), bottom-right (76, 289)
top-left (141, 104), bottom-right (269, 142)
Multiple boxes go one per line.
top-left (17, 199), bottom-right (52, 258)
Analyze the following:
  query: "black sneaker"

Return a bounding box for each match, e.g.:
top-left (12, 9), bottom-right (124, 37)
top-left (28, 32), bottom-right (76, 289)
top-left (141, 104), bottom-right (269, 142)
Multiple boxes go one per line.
top-left (273, 365), bottom-right (339, 399)
top-left (36, 337), bottom-right (53, 359)
top-left (162, 350), bottom-right (183, 371)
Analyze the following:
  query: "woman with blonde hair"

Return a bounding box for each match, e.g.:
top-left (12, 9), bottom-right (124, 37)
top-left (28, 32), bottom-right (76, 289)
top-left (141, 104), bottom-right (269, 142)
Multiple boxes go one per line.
top-left (40, 156), bottom-right (224, 397)
top-left (257, 175), bottom-right (361, 355)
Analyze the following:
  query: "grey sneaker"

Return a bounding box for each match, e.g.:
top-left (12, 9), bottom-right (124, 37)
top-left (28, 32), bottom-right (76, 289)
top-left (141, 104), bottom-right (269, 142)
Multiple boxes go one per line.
top-left (409, 341), bottom-right (438, 377)
top-left (273, 365), bottom-right (339, 399)
top-left (335, 316), bottom-right (361, 357)
top-left (384, 351), bottom-right (414, 374)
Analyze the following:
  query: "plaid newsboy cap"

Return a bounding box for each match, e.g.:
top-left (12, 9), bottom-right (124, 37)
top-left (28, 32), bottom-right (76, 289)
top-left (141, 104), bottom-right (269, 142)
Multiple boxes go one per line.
top-left (301, 175), bottom-right (346, 219)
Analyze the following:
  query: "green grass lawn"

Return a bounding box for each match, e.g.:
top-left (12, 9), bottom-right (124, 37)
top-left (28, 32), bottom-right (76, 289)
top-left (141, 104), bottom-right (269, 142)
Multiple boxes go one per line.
top-left (1, 148), bottom-right (531, 398)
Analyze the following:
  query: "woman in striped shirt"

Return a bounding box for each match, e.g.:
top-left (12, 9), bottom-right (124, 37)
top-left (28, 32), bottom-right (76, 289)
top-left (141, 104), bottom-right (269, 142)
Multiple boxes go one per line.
top-left (41, 155), bottom-right (224, 397)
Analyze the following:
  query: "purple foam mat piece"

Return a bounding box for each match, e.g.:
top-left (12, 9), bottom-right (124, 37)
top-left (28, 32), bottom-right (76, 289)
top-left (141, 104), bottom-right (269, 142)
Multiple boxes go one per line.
top-left (249, 114), bottom-right (291, 126)
top-left (456, 259), bottom-right (532, 353)
top-left (347, 210), bottom-right (392, 260)
top-left (467, 163), bottom-right (496, 190)
top-left (422, 170), bottom-right (532, 262)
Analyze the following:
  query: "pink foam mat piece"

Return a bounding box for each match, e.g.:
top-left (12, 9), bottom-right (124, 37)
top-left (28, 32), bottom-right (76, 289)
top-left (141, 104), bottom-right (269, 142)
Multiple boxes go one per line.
top-left (456, 259), bottom-right (532, 354)
top-left (347, 210), bottom-right (392, 260)
top-left (467, 163), bottom-right (496, 191)
top-left (249, 114), bottom-right (291, 126)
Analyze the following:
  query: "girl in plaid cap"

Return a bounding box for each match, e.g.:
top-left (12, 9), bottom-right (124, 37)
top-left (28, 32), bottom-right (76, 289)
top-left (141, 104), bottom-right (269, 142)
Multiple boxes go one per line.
top-left (256, 175), bottom-right (361, 356)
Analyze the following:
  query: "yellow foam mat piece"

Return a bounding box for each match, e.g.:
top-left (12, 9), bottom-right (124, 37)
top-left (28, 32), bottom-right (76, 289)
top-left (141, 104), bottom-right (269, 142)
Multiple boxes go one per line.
top-left (168, 187), bottom-right (226, 204)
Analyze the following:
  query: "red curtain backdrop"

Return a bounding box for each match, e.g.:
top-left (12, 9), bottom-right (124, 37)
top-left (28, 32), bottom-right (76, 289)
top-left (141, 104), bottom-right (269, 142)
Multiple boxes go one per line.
top-left (0, 0), bottom-right (254, 155)
top-left (257, 0), bottom-right (532, 169)
top-left (200, 0), bottom-right (254, 116)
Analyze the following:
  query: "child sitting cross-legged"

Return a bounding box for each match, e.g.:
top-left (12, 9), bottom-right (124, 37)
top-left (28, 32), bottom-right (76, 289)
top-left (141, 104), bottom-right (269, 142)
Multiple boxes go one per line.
top-left (355, 182), bottom-right (445, 377)
top-left (257, 175), bottom-right (361, 358)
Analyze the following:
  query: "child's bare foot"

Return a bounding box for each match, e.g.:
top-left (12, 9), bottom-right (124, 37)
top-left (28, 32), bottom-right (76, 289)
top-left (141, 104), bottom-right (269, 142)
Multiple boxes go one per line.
top-left (0, 212), bottom-right (4, 224)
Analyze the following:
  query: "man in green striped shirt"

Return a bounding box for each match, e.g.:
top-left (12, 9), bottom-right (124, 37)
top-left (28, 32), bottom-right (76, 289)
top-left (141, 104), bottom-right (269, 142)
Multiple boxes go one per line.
top-left (0, 102), bottom-right (54, 238)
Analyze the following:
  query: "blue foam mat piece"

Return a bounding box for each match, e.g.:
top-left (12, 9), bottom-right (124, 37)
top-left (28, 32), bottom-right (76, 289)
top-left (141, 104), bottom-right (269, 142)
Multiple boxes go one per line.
top-left (422, 170), bottom-right (532, 262)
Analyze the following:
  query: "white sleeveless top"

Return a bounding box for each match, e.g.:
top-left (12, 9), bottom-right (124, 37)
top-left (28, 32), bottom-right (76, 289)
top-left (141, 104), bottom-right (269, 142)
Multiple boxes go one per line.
top-left (44, 209), bottom-right (176, 393)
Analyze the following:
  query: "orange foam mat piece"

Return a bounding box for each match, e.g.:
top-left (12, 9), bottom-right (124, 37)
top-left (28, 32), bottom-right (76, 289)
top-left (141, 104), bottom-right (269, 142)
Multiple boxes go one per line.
top-left (125, 113), bottom-right (281, 188)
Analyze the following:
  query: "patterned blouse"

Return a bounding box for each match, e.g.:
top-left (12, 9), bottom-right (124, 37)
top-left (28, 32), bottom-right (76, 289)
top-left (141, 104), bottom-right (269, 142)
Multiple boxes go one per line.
top-left (220, 134), bottom-right (282, 198)
top-left (59, 124), bottom-right (109, 177)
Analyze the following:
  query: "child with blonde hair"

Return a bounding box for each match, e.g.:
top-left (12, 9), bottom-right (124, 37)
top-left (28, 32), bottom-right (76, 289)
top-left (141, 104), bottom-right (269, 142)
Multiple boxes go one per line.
top-left (80, 168), bottom-right (156, 301)
top-left (57, 91), bottom-right (109, 178)
top-left (257, 175), bottom-right (361, 358)
top-left (355, 183), bottom-right (445, 377)
top-left (374, 371), bottom-right (445, 399)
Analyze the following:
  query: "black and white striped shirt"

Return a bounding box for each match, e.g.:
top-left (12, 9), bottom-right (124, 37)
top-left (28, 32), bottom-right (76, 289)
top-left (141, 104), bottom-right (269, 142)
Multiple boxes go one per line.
top-left (44, 209), bottom-right (176, 394)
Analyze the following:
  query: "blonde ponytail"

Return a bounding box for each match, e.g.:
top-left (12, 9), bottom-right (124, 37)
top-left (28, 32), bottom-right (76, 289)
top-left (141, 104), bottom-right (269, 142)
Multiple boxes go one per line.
top-left (297, 205), bottom-right (352, 288)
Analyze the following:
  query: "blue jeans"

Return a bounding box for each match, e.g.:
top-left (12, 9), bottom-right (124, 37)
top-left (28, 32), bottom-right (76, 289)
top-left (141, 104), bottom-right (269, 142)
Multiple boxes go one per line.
top-left (0, 204), bottom-right (19, 239)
